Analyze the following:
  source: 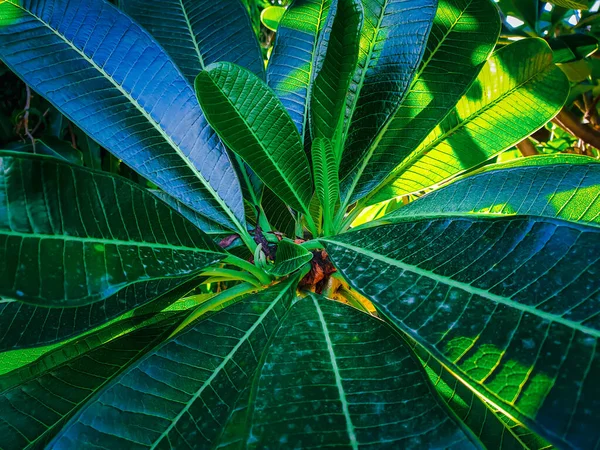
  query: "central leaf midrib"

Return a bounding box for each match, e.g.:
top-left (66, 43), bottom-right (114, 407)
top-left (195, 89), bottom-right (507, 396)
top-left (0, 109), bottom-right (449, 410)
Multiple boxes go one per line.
top-left (150, 284), bottom-right (291, 449)
top-left (13, 3), bottom-right (241, 230)
top-left (178, 0), bottom-right (205, 70)
top-left (313, 296), bottom-right (359, 450)
top-left (207, 70), bottom-right (309, 213)
top-left (1, 229), bottom-right (221, 254)
top-left (324, 239), bottom-right (600, 338)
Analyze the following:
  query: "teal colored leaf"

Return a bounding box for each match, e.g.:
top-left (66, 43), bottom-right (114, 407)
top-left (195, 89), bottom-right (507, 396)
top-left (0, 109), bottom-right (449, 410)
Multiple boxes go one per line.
top-left (47, 280), bottom-right (297, 449)
top-left (324, 215), bottom-right (600, 449)
top-left (338, 0), bottom-right (438, 194)
top-left (196, 62), bottom-right (313, 214)
top-left (0, 312), bottom-right (186, 450)
top-left (311, 0), bottom-right (362, 154)
top-left (389, 155), bottom-right (600, 227)
top-left (341, 0), bottom-right (501, 203)
top-left (312, 138), bottom-right (339, 233)
top-left (120, 0), bottom-right (265, 83)
top-left (267, 0), bottom-right (333, 140)
top-left (151, 189), bottom-right (228, 235)
top-left (247, 294), bottom-right (479, 449)
top-left (0, 278), bottom-right (201, 351)
top-left (0, 0), bottom-right (245, 230)
top-left (0, 152), bottom-right (224, 308)
top-left (269, 239), bottom-right (312, 276)
top-left (367, 38), bottom-right (570, 205)
top-left (5, 138), bottom-right (83, 165)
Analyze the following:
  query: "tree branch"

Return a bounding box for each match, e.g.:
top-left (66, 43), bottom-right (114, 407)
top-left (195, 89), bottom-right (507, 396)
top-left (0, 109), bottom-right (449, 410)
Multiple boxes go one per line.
top-left (553, 109), bottom-right (600, 151)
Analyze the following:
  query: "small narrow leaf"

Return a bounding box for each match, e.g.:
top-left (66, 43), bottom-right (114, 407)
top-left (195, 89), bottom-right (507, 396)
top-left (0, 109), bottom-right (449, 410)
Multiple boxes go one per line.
top-left (311, 138), bottom-right (339, 233)
top-left (196, 62), bottom-right (314, 214)
top-left (267, 0), bottom-right (333, 140)
top-left (269, 239), bottom-right (313, 276)
top-left (310, 0), bottom-right (362, 153)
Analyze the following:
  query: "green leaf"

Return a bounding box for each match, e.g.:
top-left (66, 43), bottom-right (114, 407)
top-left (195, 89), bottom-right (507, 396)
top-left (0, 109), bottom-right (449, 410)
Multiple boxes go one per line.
top-left (196, 62), bottom-right (313, 214)
top-left (337, 0), bottom-right (438, 194)
top-left (367, 38), bottom-right (570, 205)
top-left (47, 280), bottom-right (297, 449)
top-left (548, 0), bottom-right (590, 9)
top-left (267, 0), bottom-right (333, 140)
top-left (269, 239), bottom-right (312, 276)
top-left (549, 34), bottom-right (599, 63)
top-left (151, 189), bottom-right (228, 235)
top-left (247, 294), bottom-right (479, 448)
top-left (341, 0), bottom-right (502, 203)
top-left (312, 138), bottom-right (339, 234)
top-left (323, 214), bottom-right (600, 449)
top-left (497, 0), bottom-right (538, 31)
top-left (389, 155), bottom-right (600, 227)
top-left (0, 278), bottom-right (201, 352)
top-left (415, 342), bottom-right (535, 449)
top-left (262, 187), bottom-right (297, 237)
top-left (261, 5), bottom-right (287, 31)
top-left (0, 152), bottom-right (224, 308)
top-left (0, 0), bottom-right (246, 231)
top-left (120, 0), bottom-right (265, 83)
top-left (5, 137), bottom-right (83, 165)
top-left (0, 311), bottom-right (187, 449)
top-left (310, 0), bottom-right (362, 152)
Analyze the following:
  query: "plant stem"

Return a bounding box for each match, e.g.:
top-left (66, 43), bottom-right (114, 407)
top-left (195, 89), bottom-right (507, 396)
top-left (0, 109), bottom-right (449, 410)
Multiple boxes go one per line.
top-left (303, 211), bottom-right (319, 238)
top-left (169, 282), bottom-right (263, 338)
top-left (224, 254), bottom-right (272, 285)
top-left (301, 239), bottom-right (324, 251)
top-left (553, 108), bottom-right (600, 151)
top-left (201, 268), bottom-right (262, 287)
top-left (516, 137), bottom-right (538, 156)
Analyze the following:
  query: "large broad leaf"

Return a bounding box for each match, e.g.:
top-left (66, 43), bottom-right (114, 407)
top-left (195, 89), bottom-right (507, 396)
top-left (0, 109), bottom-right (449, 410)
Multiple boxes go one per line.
top-left (0, 152), bottom-right (224, 307)
top-left (120, 0), bottom-right (264, 84)
top-left (0, 0), bottom-right (245, 230)
top-left (310, 0), bottom-right (362, 153)
top-left (341, 0), bottom-right (501, 203)
top-left (267, 0), bottom-right (333, 140)
top-left (312, 138), bottom-right (339, 234)
top-left (46, 280), bottom-right (297, 449)
top-left (367, 38), bottom-right (570, 205)
top-left (337, 0), bottom-right (438, 194)
top-left (0, 278), bottom-right (201, 351)
top-left (391, 155), bottom-right (600, 227)
top-left (548, 0), bottom-right (589, 9)
top-left (323, 214), bottom-right (600, 449)
top-left (262, 187), bottom-right (297, 238)
top-left (246, 294), bottom-right (479, 448)
top-left (196, 62), bottom-right (314, 214)
top-left (0, 311), bottom-right (186, 450)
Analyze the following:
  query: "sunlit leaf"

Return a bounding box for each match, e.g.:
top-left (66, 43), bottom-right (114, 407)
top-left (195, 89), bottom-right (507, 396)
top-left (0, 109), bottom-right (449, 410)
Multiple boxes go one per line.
top-left (324, 214), bottom-right (600, 449)
top-left (367, 38), bottom-right (570, 205)
top-left (0, 0), bottom-right (245, 230)
top-left (196, 62), bottom-right (313, 214)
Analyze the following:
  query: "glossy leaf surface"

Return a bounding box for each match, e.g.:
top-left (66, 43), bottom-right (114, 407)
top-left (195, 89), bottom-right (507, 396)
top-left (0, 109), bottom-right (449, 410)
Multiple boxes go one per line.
top-left (391, 156), bottom-right (600, 226)
top-left (0, 312), bottom-right (184, 449)
top-left (248, 294), bottom-right (478, 449)
top-left (342, 0), bottom-right (501, 202)
top-left (0, 0), bottom-right (245, 230)
top-left (47, 280), bottom-right (297, 449)
top-left (0, 278), bottom-right (200, 351)
top-left (368, 38), bottom-right (570, 205)
top-left (269, 239), bottom-right (312, 276)
top-left (0, 152), bottom-right (223, 307)
top-left (324, 215), bottom-right (600, 449)
top-left (121, 0), bottom-right (264, 83)
top-left (196, 62), bottom-right (313, 213)
top-left (310, 0), bottom-right (362, 151)
top-left (267, 0), bottom-right (332, 139)
top-left (338, 0), bottom-right (438, 192)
